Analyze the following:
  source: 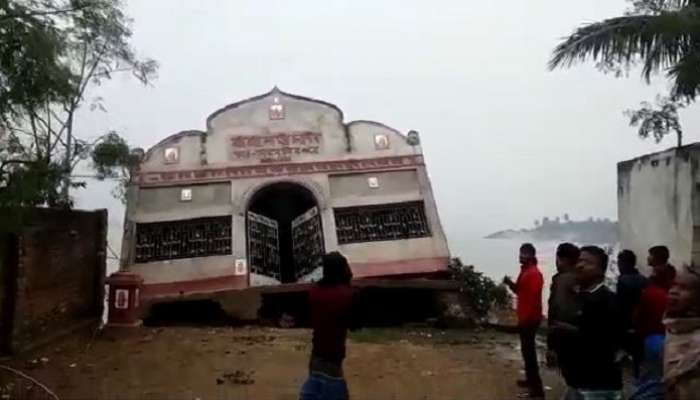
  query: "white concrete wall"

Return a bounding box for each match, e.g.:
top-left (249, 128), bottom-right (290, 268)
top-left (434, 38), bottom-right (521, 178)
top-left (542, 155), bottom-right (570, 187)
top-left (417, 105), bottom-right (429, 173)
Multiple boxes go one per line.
top-left (329, 168), bottom-right (450, 264)
top-left (131, 255), bottom-right (237, 285)
top-left (133, 183), bottom-right (232, 222)
top-left (329, 170), bottom-right (422, 208)
top-left (206, 92), bottom-right (348, 165)
top-left (618, 146), bottom-right (699, 272)
top-left (141, 131), bottom-right (203, 171)
top-left (139, 90), bottom-right (420, 173)
top-left (347, 121), bottom-right (418, 157)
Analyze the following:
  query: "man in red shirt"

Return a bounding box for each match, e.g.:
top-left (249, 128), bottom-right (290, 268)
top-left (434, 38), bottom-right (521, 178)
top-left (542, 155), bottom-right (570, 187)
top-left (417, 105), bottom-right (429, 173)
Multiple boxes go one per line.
top-left (300, 251), bottom-right (358, 400)
top-left (505, 243), bottom-right (545, 399)
top-left (634, 246), bottom-right (677, 340)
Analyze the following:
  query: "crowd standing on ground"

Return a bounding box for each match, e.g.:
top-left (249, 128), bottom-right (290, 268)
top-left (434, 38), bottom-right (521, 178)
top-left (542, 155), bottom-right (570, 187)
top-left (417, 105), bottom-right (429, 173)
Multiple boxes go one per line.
top-left (506, 243), bottom-right (700, 400)
top-left (300, 244), bottom-right (700, 400)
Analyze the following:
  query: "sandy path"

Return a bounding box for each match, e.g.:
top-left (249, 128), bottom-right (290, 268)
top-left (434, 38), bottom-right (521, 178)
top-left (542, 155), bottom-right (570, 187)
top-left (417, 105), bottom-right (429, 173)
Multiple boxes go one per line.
top-left (4, 326), bottom-right (566, 400)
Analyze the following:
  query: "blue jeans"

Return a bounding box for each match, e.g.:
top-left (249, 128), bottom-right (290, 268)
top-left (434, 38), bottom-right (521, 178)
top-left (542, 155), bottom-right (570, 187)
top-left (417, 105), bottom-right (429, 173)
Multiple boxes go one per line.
top-left (299, 372), bottom-right (349, 400)
top-left (630, 335), bottom-right (665, 400)
top-left (563, 388), bottom-right (623, 400)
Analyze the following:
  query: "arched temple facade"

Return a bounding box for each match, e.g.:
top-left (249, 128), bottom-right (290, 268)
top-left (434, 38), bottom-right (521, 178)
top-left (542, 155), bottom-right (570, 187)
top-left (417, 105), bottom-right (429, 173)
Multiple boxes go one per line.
top-left (121, 88), bottom-right (450, 300)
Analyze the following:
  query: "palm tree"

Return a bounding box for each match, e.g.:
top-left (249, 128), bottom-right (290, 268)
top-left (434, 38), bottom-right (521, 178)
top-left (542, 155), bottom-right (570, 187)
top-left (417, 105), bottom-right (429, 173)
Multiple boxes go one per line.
top-left (550, 1), bottom-right (700, 101)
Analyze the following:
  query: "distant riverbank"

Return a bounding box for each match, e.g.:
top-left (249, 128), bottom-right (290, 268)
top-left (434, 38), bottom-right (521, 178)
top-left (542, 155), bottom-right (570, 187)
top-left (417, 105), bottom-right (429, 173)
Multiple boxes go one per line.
top-left (485, 217), bottom-right (617, 244)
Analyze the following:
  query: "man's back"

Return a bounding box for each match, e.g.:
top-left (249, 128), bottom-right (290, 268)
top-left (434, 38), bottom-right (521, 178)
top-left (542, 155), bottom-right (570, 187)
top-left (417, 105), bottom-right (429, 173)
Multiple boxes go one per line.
top-left (617, 272), bottom-right (648, 326)
top-left (309, 285), bottom-right (354, 364)
top-left (549, 270), bottom-right (578, 325)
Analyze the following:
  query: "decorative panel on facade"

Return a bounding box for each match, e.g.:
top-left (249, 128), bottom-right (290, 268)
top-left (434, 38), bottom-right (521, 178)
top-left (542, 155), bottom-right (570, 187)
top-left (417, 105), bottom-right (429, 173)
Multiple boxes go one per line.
top-left (334, 201), bottom-right (431, 244)
top-left (134, 216), bottom-right (232, 263)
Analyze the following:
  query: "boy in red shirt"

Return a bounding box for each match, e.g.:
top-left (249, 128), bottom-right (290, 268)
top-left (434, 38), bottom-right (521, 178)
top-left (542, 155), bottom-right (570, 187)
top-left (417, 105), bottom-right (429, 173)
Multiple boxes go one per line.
top-left (300, 252), bottom-right (358, 400)
top-left (505, 243), bottom-right (545, 399)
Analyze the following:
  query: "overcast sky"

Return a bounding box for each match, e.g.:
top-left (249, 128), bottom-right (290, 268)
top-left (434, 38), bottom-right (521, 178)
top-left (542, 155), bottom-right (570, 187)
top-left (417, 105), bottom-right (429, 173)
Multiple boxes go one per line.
top-left (74, 0), bottom-right (700, 255)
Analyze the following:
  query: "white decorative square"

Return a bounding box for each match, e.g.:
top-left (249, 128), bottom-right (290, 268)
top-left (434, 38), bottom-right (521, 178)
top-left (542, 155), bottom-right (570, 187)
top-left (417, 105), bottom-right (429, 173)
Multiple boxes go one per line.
top-left (180, 188), bottom-right (192, 202)
top-left (374, 134), bottom-right (390, 150)
top-left (269, 97), bottom-right (285, 120)
top-left (368, 177), bottom-right (379, 188)
top-left (235, 259), bottom-right (247, 276)
top-left (115, 289), bottom-right (129, 309)
top-left (164, 147), bottom-right (179, 164)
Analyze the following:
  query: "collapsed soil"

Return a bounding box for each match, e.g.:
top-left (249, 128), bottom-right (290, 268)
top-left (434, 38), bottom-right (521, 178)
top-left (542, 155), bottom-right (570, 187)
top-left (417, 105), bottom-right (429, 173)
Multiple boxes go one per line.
top-left (4, 326), bottom-right (568, 400)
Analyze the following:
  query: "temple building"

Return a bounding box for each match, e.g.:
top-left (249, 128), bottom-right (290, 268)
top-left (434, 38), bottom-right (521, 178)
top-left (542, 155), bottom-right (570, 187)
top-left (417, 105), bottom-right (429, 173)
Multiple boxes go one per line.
top-left (120, 88), bottom-right (450, 302)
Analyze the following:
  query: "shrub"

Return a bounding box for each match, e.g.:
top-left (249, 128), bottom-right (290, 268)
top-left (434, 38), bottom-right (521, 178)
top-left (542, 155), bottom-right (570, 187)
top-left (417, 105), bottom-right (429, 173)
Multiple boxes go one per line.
top-left (449, 258), bottom-right (512, 318)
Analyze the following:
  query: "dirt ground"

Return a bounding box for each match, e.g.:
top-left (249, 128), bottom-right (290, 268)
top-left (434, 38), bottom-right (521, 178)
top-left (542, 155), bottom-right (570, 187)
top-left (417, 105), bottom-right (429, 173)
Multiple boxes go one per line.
top-left (3, 325), bottom-right (568, 400)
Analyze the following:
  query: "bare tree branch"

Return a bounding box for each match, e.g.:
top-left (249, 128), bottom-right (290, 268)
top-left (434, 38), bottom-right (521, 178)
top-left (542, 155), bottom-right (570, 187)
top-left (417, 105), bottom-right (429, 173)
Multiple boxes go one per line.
top-left (28, 114), bottom-right (42, 160)
top-left (0, 6), bottom-right (89, 22)
top-left (0, 159), bottom-right (35, 173)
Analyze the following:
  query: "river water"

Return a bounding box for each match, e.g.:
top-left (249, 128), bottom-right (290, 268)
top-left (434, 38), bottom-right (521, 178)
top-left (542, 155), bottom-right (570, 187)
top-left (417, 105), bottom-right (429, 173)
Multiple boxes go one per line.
top-left (453, 238), bottom-right (559, 282)
top-left (451, 237), bottom-right (620, 312)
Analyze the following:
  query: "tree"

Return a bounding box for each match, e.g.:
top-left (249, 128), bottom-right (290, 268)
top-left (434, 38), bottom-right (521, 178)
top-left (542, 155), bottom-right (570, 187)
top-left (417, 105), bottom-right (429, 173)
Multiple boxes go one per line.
top-left (90, 132), bottom-right (142, 204)
top-left (0, 1), bottom-right (76, 120)
top-left (626, 95), bottom-right (685, 146)
top-left (0, 0), bottom-right (157, 207)
top-left (564, 213), bottom-right (570, 222)
top-left (549, 0), bottom-right (700, 147)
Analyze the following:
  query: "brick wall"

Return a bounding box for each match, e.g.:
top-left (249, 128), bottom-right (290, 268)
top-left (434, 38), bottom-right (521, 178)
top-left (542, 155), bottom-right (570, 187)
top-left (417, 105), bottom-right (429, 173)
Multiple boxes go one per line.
top-left (0, 208), bottom-right (107, 354)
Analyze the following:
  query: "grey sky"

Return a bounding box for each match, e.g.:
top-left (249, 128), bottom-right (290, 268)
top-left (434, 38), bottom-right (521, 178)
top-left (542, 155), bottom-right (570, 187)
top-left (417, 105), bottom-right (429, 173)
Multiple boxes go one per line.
top-left (74, 0), bottom-right (700, 255)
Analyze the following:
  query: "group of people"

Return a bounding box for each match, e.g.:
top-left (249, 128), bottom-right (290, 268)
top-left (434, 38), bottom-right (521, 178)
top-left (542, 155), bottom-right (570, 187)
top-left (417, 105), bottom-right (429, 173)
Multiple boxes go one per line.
top-left (296, 246), bottom-right (699, 400)
top-left (506, 243), bottom-right (700, 400)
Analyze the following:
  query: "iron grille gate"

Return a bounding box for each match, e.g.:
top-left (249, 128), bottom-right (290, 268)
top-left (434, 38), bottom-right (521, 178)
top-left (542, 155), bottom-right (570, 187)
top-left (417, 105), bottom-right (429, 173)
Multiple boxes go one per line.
top-left (292, 207), bottom-right (324, 280)
top-left (247, 211), bottom-right (281, 281)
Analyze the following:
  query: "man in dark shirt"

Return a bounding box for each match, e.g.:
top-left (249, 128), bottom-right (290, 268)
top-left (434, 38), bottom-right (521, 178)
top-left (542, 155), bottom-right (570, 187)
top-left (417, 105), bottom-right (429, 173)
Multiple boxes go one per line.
top-left (616, 249), bottom-right (647, 325)
top-left (546, 243), bottom-right (580, 380)
top-left (554, 245), bottom-right (624, 400)
top-left (300, 251), bottom-right (357, 400)
top-left (616, 249), bottom-right (647, 376)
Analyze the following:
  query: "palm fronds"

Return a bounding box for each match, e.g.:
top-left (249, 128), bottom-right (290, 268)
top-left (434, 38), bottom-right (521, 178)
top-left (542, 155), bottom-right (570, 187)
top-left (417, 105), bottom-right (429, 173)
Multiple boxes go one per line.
top-left (550, 7), bottom-right (700, 98)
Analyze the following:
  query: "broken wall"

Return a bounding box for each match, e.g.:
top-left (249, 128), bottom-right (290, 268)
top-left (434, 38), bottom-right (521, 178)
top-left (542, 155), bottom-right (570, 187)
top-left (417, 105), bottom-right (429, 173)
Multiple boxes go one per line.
top-left (617, 144), bottom-right (700, 271)
top-left (0, 208), bottom-right (107, 354)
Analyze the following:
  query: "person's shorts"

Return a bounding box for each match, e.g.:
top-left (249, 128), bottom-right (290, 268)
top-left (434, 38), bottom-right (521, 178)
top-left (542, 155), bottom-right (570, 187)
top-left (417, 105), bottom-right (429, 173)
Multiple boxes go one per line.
top-left (300, 372), bottom-right (349, 400)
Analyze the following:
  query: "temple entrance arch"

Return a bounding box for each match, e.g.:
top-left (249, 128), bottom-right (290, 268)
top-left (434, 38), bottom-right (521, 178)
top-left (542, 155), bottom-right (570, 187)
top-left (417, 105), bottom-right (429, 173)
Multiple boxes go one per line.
top-left (246, 182), bottom-right (324, 285)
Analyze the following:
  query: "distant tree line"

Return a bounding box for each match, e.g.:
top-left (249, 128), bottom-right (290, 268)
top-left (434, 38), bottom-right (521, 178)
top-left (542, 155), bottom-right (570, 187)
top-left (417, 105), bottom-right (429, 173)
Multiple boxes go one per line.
top-left (489, 215), bottom-right (618, 244)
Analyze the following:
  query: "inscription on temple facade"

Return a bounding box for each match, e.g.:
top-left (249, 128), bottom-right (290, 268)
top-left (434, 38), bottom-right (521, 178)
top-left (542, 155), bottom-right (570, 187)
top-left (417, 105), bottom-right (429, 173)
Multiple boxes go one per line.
top-left (230, 131), bottom-right (322, 163)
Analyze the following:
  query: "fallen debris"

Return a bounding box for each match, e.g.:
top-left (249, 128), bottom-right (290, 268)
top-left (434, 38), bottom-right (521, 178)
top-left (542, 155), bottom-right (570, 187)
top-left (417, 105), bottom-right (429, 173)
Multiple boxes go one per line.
top-left (220, 370), bottom-right (255, 385)
top-left (230, 335), bottom-right (276, 346)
